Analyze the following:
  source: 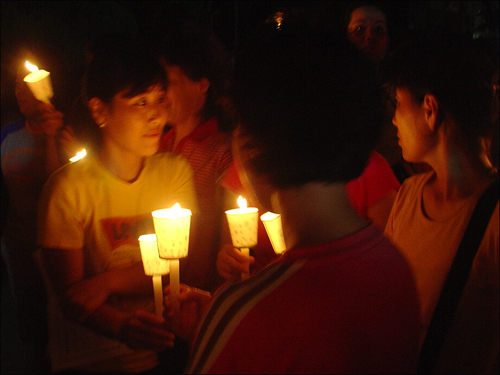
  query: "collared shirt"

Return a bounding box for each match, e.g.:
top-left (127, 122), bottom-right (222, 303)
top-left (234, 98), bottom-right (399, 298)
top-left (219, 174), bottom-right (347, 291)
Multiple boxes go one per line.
top-left (159, 118), bottom-right (233, 213)
top-left (159, 118), bottom-right (233, 291)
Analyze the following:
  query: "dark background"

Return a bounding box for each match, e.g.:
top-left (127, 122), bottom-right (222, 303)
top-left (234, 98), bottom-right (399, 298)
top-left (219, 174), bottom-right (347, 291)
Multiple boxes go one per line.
top-left (2, 1), bottom-right (499, 127)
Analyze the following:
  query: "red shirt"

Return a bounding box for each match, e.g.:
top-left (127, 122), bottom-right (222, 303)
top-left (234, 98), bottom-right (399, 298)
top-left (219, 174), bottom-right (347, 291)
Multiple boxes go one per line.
top-left (159, 118), bottom-right (233, 292)
top-left (186, 225), bottom-right (420, 374)
top-left (223, 151), bottom-right (401, 273)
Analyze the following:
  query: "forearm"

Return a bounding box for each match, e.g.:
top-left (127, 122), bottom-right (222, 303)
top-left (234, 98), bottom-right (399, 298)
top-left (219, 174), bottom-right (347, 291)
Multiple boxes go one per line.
top-left (81, 302), bottom-right (127, 342)
top-left (106, 262), bottom-right (154, 296)
top-left (43, 134), bottom-right (65, 177)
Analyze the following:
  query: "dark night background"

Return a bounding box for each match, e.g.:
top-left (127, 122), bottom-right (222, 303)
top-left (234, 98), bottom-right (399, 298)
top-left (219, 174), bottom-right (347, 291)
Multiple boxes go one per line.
top-left (1, 1), bottom-right (499, 128)
top-left (1, 1), bottom-right (499, 373)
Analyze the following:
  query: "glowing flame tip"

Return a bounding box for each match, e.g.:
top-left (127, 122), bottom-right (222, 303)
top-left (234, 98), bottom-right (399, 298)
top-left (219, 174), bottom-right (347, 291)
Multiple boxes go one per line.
top-left (25, 61), bottom-right (39, 73)
top-left (237, 196), bottom-right (247, 209)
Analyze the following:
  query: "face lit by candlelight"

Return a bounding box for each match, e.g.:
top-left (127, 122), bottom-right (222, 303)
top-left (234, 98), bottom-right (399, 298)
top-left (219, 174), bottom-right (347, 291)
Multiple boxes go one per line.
top-left (90, 84), bottom-right (167, 158)
top-left (347, 6), bottom-right (389, 63)
top-left (392, 88), bottom-right (435, 163)
top-left (162, 64), bottom-right (209, 126)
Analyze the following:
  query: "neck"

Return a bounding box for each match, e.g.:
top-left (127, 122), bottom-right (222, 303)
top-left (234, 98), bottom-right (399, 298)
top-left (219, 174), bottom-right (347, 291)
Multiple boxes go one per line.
top-left (172, 115), bottom-right (203, 149)
top-left (426, 134), bottom-right (496, 202)
top-left (99, 145), bottom-right (145, 183)
top-left (276, 182), bottom-right (368, 249)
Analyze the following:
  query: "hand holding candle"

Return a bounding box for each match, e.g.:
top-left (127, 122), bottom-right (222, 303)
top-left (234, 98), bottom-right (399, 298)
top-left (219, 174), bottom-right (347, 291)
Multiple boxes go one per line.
top-left (225, 196), bottom-right (259, 281)
top-left (23, 61), bottom-right (53, 104)
top-left (138, 234), bottom-right (170, 317)
top-left (152, 203), bottom-right (192, 328)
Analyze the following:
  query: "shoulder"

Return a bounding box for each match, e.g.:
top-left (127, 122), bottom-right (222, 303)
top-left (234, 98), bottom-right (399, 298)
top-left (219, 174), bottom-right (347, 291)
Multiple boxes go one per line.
top-left (44, 156), bottom-right (100, 191)
top-left (396, 170), bottom-right (433, 200)
top-left (146, 152), bottom-right (195, 183)
top-left (149, 152), bottom-right (192, 170)
top-left (1, 119), bottom-right (26, 145)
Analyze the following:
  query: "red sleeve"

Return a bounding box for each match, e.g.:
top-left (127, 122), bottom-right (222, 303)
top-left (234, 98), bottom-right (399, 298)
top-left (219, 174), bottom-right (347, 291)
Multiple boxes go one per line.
top-left (346, 151), bottom-right (400, 220)
top-left (220, 162), bottom-right (246, 196)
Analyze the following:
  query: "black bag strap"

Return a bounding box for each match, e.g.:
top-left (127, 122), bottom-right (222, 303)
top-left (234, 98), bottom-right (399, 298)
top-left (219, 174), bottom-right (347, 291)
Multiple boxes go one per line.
top-left (417, 178), bottom-right (499, 374)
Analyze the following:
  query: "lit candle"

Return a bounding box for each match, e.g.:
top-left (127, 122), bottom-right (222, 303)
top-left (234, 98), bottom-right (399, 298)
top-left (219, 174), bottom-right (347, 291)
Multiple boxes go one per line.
top-left (23, 61), bottom-right (53, 103)
top-left (225, 196), bottom-right (259, 280)
top-left (69, 148), bottom-right (87, 163)
top-left (138, 234), bottom-right (170, 317)
top-left (152, 203), bottom-right (192, 327)
top-left (260, 212), bottom-right (287, 254)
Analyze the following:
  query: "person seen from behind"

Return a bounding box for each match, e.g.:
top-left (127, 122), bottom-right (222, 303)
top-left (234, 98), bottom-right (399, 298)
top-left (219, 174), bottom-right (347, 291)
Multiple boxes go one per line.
top-left (163, 21), bottom-right (420, 374)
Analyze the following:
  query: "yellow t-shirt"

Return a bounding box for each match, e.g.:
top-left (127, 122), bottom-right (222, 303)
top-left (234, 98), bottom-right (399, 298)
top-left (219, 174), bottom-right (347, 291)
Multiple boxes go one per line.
top-left (385, 171), bottom-right (499, 373)
top-left (37, 152), bottom-right (198, 373)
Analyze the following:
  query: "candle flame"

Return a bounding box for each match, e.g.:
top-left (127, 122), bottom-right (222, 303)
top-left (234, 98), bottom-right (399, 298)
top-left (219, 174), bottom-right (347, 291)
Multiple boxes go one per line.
top-left (237, 196), bottom-right (247, 209)
top-left (69, 148), bottom-right (87, 162)
top-left (172, 203), bottom-right (181, 210)
top-left (25, 61), bottom-right (39, 73)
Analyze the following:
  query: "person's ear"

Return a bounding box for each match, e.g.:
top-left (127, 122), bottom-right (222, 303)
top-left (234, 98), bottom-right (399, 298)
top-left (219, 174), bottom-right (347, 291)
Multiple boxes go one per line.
top-left (88, 97), bottom-right (107, 126)
top-left (198, 78), bottom-right (210, 95)
top-left (423, 94), bottom-right (441, 133)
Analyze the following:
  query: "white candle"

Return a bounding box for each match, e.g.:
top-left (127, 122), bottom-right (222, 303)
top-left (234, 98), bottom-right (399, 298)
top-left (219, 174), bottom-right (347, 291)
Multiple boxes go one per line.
top-left (260, 212), bottom-right (287, 254)
top-left (152, 203), bottom-right (192, 328)
top-left (152, 203), bottom-right (192, 259)
top-left (169, 258), bottom-right (180, 326)
top-left (152, 275), bottom-right (163, 317)
top-left (23, 61), bottom-right (53, 103)
top-left (138, 234), bottom-right (170, 318)
top-left (225, 196), bottom-right (259, 281)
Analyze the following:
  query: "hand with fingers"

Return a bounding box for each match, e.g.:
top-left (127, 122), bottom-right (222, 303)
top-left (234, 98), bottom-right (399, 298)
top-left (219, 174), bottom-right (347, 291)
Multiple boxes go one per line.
top-left (119, 310), bottom-right (176, 352)
top-left (15, 75), bottom-right (64, 138)
top-left (163, 284), bottom-right (211, 343)
top-left (216, 243), bottom-right (255, 281)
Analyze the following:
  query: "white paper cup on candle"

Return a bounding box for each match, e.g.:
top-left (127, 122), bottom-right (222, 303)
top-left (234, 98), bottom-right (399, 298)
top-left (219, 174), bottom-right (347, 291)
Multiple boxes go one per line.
top-left (225, 196), bottom-right (259, 281)
top-left (152, 204), bottom-right (192, 259)
top-left (225, 209), bottom-right (259, 248)
top-left (23, 64), bottom-right (53, 103)
top-left (260, 211), bottom-right (287, 254)
top-left (138, 234), bottom-right (170, 275)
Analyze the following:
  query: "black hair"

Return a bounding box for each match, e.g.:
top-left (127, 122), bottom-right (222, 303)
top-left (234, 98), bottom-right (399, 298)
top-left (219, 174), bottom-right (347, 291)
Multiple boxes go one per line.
top-left (82, 34), bottom-right (166, 104)
top-left (159, 23), bottom-right (232, 131)
top-left (79, 34), bottom-right (166, 151)
top-left (382, 33), bottom-right (496, 153)
top-left (232, 21), bottom-right (384, 188)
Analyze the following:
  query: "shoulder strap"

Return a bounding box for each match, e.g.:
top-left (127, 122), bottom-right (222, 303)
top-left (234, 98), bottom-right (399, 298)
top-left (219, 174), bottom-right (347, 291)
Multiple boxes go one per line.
top-left (417, 178), bottom-right (499, 374)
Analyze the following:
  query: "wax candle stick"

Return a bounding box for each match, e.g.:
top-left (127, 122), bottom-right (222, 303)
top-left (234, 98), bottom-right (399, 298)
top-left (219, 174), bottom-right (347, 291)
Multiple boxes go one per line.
top-left (152, 275), bottom-right (163, 318)
top-left (169, 259), bottom-right (180, 325)
top-left (152, 203), bottom-right (192, 329)
top-left (138, 234), bottom-right (170, 318)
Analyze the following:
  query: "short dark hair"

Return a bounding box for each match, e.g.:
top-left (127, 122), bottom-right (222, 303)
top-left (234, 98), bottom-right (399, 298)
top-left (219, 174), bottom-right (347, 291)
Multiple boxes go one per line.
top-left (382, 33), bottom-right (496, 152)
top-left (83, 34), bottom-right (166, 104)
top-left (232, 22), bottom-right (384, 188)
top-left (159, 23), bottom-right (232, 130)
top-left (79, 34), bottom-right (166, 152)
